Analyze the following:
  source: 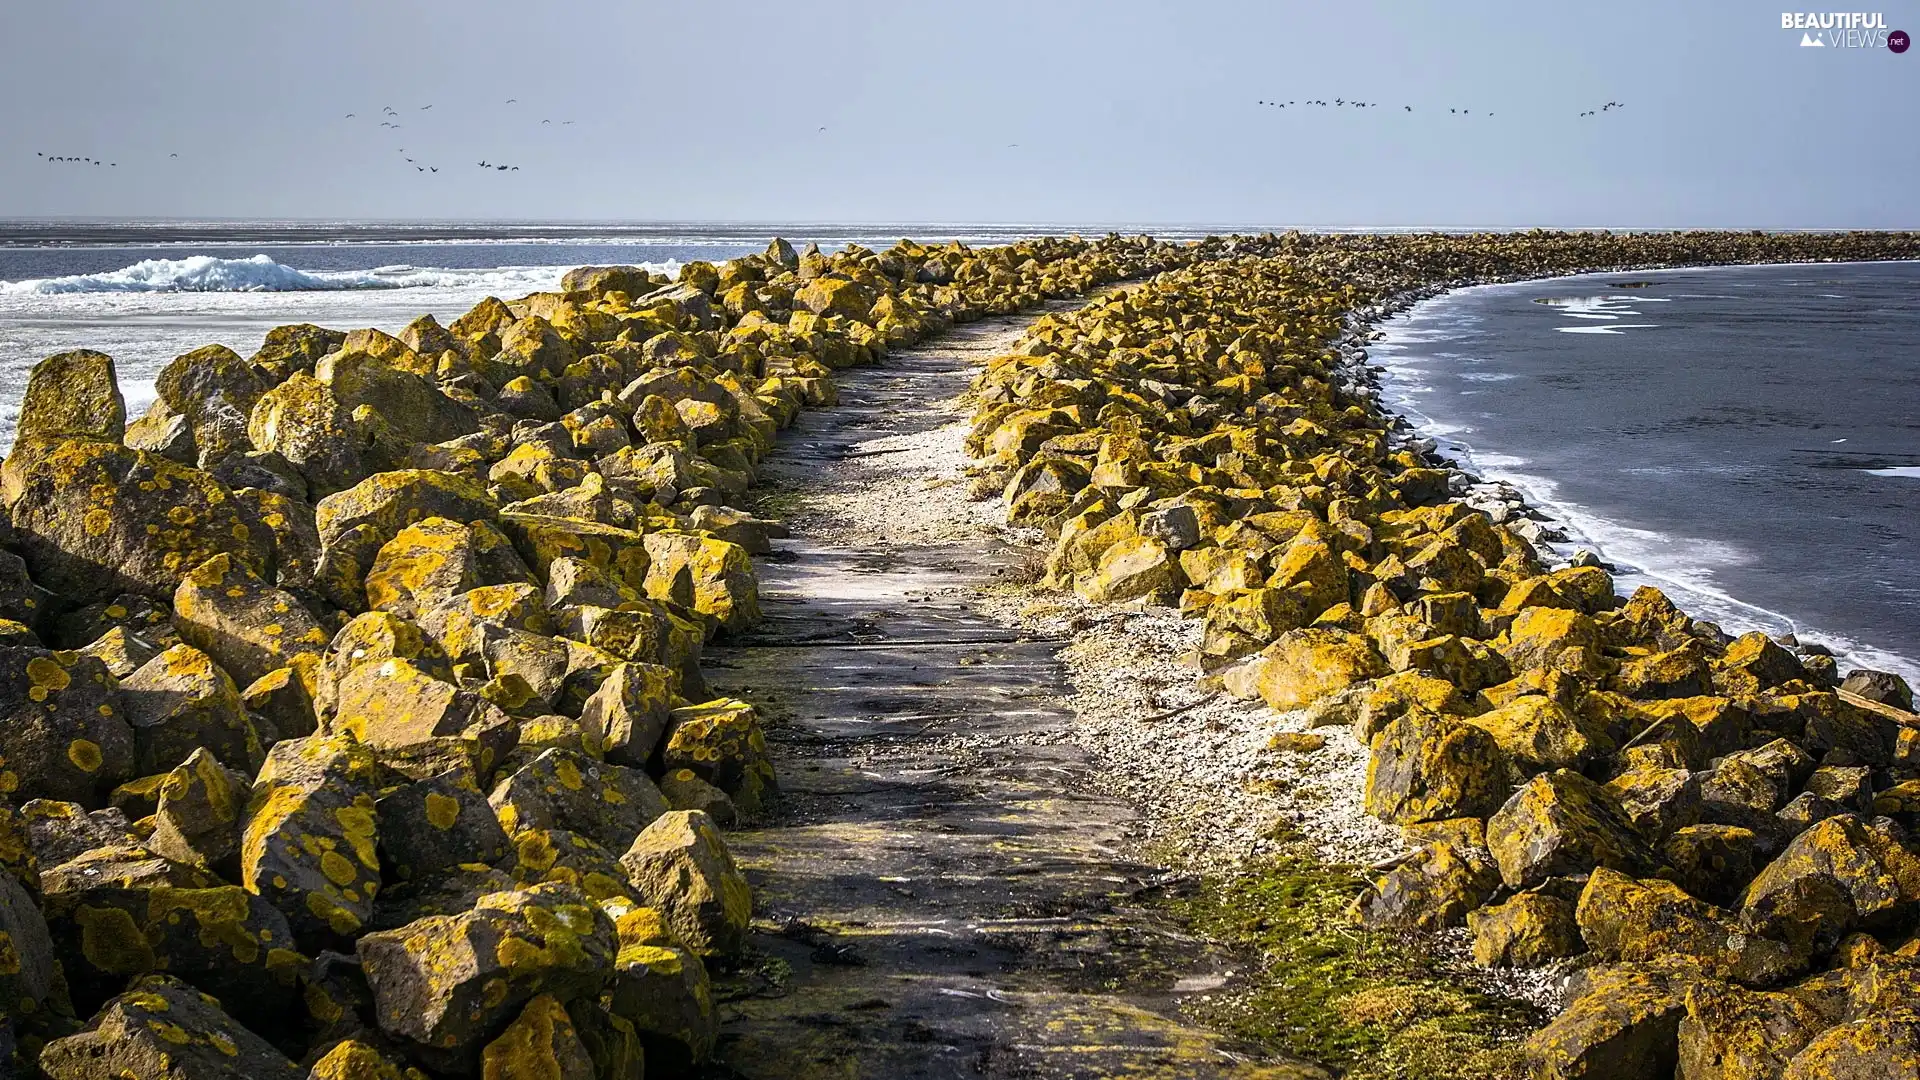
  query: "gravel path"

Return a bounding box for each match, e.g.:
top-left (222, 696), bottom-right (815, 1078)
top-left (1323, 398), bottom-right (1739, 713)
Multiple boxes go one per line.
top-left (706, 308), bottom-right (1328, 1079)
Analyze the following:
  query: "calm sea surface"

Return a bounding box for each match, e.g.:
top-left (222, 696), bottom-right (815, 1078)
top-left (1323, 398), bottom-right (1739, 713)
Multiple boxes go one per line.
top-left (1374, 261), bottom-right (1920, 684)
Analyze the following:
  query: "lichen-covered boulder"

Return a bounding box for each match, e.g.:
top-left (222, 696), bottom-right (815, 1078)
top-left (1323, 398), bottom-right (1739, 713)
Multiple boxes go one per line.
top-left (331, 658), bottom-right (508, 750)
top-left (1578, 868), bottom-right (1799, 986)
top-left (146, 747), bottom-right (243, 871)
top-left (247, 373), bottom-right (387, 498)
top-left (1468, 892), bottom-right (1583, 967)
top-left (356, 883), bottom-right (615, 1054)
top-left (1253, 628), bottom-right (1388, 713)
top-left (0, 867), bottom-right (57, 1019)
top-left (1363, 709), bottom-right (1510, 825)
top-left (1677, 980), bottom-right (1828, 1080)
top-left (0, 645), bottom-right (134, 803)
top-left (240, 734), bottom-right (383, 946)
top-left (1780, 1017), bottom-right (1920, 1078)
top-left (7, 440), bottom-right (273, 605)
top-left (1350, 835), bottom-right (1499, 931)
top-left (37, 841), bottom-right (303, 1033)
top-left (1074, 535), bottom-right (1183, 604)
top-left (1500, 606), bottom-right (1608, 678)
top-left (660, 699), bottom-right (775, 815)
top-left (316, 348), bottom-right (478, 447)
top-left (251, 323), bottom-right (345, 382)
top-left (119, 644), bottom-right (260, 775)
top-left (1740, 814), bottom-right (1920, 961)
top-left (364, 518), bottom-right (488, 620)
top-left (38, 974), bottom-right (302, 1080)
top-left (375, 768), bottom-right (510, 885)
top-left (606, 906), bottom-right (716, 1068)
top-left (306, 1037), bottom-right (431, 1080)
top-left (640, 532), bottom-right (759, 635)
top-left (173, 552), bottom-right (329, 689)
top-left (478, 992), bottom-right (597, 1080)
top-left (315, 470), bottom-right (499, 553)
top-left (1467, 694), bottom-right (1607, 775)
top-left (579, 662), bottom-right (678, 768)
top-left (10, 349), bottom-right (125, 449)
top-left (1523, 962), bottom-right (1692, 1080)
top-left (618, 810), bottom-right (749, 957)
top-left (489, 748), bottom-right (666, 854)
top-left (1487, 770), bottom-right (1662, 889)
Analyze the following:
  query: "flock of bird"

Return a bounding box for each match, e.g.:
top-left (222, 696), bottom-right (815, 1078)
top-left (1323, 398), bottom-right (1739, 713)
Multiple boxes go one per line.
top-left (1256, 97), bottom-right (1626, 119)
top-left (340, 99), bottom-right (572, 176)
top-left (35, 153), bottom-right (118, 167)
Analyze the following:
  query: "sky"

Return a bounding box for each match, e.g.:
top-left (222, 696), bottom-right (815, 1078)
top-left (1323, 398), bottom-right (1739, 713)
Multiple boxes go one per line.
top-left (0, 1), bottom-right (1915, 228)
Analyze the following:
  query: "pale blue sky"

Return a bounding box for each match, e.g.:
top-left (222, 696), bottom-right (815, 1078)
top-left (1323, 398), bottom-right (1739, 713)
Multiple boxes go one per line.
top-left (1, 1), bottom-right (1914, 227)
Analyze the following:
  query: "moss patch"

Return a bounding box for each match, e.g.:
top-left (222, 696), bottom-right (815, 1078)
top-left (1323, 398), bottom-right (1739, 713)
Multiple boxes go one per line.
top-left (1171, 848), bottom-right (1538, 1080)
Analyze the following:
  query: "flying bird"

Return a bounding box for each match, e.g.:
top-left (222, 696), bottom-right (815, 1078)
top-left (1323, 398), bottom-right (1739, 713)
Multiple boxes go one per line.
top-left (345, 113), bottom-right (356, 118)
top-left (505, 98), bottom-right (517, 104)
top-left (419, 104), bottom-right (433, 110)
top-left (429, 166), bottom-right (438, 172)
top-left (170, 153), bottom-right (178, 158)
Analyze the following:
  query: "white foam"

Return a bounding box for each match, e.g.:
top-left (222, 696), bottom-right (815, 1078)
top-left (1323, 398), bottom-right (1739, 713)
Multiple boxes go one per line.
top-left (0, 254), bottom-right (661, 295)
top-left (1865, 466), bottom-right (1920, 478)
top-left (1557, 324), bottom-right (1659, 334)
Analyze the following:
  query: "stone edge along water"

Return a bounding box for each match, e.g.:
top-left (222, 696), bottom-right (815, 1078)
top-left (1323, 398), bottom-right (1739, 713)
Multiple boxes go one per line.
top-left (0, 234), bottom-right (1199, 1079)
top-left (964, 230), bottom-right (1920, 1080)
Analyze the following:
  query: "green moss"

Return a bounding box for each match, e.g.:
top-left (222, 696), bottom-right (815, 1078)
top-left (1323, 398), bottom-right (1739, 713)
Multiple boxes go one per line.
top-left (1170, 847), bottom-right (1537, 1080)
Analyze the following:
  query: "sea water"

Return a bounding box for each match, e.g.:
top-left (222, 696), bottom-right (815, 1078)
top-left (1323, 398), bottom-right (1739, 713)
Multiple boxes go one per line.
top-left (1374, 261), bottom-right (1920, 685)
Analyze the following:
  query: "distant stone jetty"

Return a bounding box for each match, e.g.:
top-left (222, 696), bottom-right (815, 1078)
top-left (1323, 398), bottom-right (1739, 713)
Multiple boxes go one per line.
top-left (1, 229), bottom-right (1918, 1077)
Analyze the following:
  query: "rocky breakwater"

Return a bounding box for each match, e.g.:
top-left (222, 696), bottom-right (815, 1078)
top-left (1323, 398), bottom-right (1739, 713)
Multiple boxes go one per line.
top-left (0, 233), bottom-right (1195, 1078)
top-left (966, 230), bottom-right (1920, 1079)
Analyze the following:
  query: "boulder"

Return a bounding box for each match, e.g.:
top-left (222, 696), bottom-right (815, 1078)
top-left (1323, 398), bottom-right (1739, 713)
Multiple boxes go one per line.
top-left (173, 552), bottom-right (329, 688)
top-left (240, 734), bottom-right (384, 946)
top-left (489, 748), bottom-right (667, 853)
top-left (1500, 606), bottom-right (1608, 678)
top-left (146, 747), bottom-right (243, 871)
top-left (314, 469), bottom-right (498, 552)
top-left (38, 974), bottom-right (302, 1080)
top-left (606, 906), bottom-right (716, 1068)
top-left (640, 532), bottom-right (759, 635)
top-left (580, 662), bottom-right (678, 767)
top-left (0, 645), bottom-right (134, 803)
top-left (7, 440), bottom-right (274, 604)
top-left (1467, 694), bottom-right (1606, 775)
top-left (0, 868), bottom-right (57, 1018)
top-left (660, 699), bottom-right (775, 814)
top-left (1253, 628), bottom-right (1388, 713)
top-left (1487, 770), bottom-right (1663, 889)
top-left (331, 658), bottom-right (509, 750)
top-left (356, 883), bottom-right (615, 1053)
top-left (1468, 892), bottom-right (1583, 967)
top-left (1740, 814), bottom-right (1920, 961)
top-left (1578, 868), bottom-right (1799, 986)
top-left (10, 349), bottom-right (125, 448)
top-left (374, 768), bottom-right (511, 883)
top-left (1677, 980), bottom-right (1828, 1080)
top-left (119, 644), bottom-right (260, 775)
top-left (1364, 708), bottom-right (1510, 825)
top-left (618, 811), bottom-right (750, 957)
top-left (1523, 962), bottom-right (1692, 1080)
top-left (1840, 668), bottom-right (1913, 711)
top-left (1780, 1017), bottom-right (1920, 1078)
top-left (1350, 836), bottom-right (1499, 931)
top-left (480, 993), bottom-right (597, 1080)
top-left (246, 373), bottom-right (386, 497)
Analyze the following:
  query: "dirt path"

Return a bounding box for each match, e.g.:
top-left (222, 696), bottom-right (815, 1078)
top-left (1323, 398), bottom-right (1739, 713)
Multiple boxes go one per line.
top-left (706, 308), bottom-right (1327, 1080)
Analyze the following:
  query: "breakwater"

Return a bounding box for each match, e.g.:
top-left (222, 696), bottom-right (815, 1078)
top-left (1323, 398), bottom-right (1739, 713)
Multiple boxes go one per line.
top-left (0, 233), bottom-right (1195, 1077)
top-left (968, 230), bottom-right (1920, 1078)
